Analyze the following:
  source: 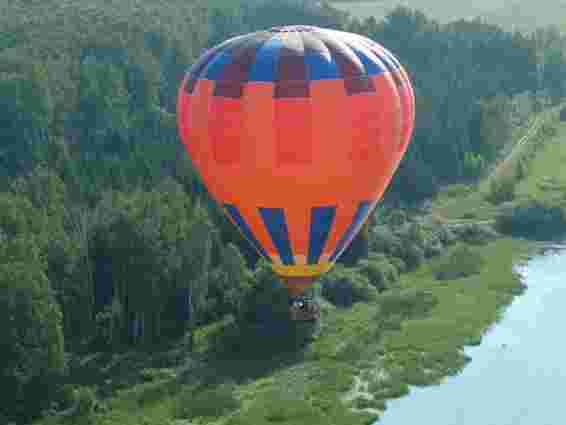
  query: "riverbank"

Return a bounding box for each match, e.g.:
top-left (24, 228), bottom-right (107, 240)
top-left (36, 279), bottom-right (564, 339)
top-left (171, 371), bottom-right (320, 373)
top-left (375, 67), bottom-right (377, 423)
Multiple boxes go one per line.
top-left (375, 241), bottom-right (566, 425)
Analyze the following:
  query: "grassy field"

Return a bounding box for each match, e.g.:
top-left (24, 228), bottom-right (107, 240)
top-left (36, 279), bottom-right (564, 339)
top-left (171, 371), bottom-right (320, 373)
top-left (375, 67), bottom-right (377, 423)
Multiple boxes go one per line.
top-left (330, 0), bottom-right (566, 32)
top-left (515, 121), bottom-right (566, 202)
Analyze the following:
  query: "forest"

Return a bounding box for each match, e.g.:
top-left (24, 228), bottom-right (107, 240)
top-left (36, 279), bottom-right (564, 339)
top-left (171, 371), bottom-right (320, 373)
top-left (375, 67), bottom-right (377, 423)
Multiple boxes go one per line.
top-left (2, 0), bottom-right (566, 423)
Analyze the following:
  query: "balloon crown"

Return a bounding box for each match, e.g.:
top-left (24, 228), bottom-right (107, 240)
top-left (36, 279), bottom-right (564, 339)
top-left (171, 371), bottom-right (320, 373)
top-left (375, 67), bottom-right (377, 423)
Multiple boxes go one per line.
top-left (269, 25), bottom-right (317, 33)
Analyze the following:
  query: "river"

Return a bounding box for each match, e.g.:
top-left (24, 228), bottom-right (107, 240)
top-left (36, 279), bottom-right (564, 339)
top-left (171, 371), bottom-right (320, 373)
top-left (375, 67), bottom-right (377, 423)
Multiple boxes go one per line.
top-left (375, 244), bottom-right (566, 425)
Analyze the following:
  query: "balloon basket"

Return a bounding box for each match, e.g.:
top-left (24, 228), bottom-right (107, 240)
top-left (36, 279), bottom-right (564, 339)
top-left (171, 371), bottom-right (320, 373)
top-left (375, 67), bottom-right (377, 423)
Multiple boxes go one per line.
top-left (289, 296), bottom-right (320, 322)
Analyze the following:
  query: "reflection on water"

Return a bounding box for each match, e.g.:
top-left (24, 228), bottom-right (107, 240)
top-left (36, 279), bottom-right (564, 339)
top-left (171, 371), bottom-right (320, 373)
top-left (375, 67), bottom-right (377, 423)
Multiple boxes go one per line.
top-left (376, 246), bottom-right (566, 425)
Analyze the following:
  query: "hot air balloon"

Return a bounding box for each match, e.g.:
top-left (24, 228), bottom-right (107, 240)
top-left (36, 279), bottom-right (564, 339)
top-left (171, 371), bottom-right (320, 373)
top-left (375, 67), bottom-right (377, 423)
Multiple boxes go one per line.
top-left (177, 25), bottom-right (415, 320)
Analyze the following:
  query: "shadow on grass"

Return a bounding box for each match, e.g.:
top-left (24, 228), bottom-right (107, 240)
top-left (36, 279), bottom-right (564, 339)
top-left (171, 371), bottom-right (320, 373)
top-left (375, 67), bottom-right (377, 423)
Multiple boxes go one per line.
top-left (66, 339), bottom-right (192, 399)
top-left (184, 318), bottom-right (319, 385)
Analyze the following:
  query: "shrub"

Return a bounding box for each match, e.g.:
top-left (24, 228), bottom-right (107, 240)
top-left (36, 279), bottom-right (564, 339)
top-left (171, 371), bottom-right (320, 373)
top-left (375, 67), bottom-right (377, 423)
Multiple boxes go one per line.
top-left (376, 288), bottom-right (437, 321)
top-left (443, 184), bottom-right (474, 198)
top-left (319, 265), bottom-right (378, 307)
top-left (516, 158), bottom-right (528, 180)
top-left (424, 241), bottom-right (443, 258)
top-left (389, 256), bottom-right (407, 274)
top-left (452, 223), bottom-right (498, 245)
top-left (433, 244), bottom-right (485, 280)
top-left (356, 255), bottom-right (399, 291)
top-left (542, 122), bottom-right (557, 137)
top-left (463, 152), bottom-right (485, 179)
top-left (399, 241), bottom-right (425, 270)
top-left (396, 222), bottom-right (426, 247)
top-left (386, 209), bottom-right (407, 226)
top-left (485, 176), bottom-right (516, 204)
top-left (435, 225), bottom-right (456, 246)
top-left (496, 199), bottom-right (566, 239)
top-left (369, 225), bottom-right (401, 256)
top-left (353, 396), bottom-right (384, 410)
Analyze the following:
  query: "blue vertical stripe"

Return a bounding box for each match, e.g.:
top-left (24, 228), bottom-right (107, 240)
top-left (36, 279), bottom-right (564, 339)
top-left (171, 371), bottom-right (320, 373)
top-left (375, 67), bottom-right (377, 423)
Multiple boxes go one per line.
top-left (223, 203), bottom-right (268, 259)
top-left (259, 208), bottom-right (294, 265)
top-left (304, 50), bottom-right (340, 80)
top-left (248, 36), bottom-right (283, 82)
top-left (330, 201), bottom-right (373, 262)
top-left (300, 31), bottom-right (339, 81)
top-left (308, 206), bottom-right (336, 264)
top-left (185, 35), bottom-right (246, 91)
top-left (204, 50), bottom-right (233, 80)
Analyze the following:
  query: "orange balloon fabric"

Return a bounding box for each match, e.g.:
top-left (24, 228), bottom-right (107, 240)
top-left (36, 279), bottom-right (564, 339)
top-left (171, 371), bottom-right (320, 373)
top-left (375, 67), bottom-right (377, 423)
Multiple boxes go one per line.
top-left (177, 25), bottom-right (415, 292)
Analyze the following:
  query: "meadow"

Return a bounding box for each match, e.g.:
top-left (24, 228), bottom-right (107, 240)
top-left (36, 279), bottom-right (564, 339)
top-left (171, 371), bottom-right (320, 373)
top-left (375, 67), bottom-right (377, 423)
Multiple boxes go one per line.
top-left (330, 0), bottom-right (566, 32)
top-left (515, 121), bottom-right (566, 201)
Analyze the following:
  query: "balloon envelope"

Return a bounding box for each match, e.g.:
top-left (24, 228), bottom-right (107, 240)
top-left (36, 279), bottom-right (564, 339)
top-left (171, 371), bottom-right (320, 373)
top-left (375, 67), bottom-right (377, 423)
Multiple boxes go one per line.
top-left (177, 25), bottom-right (415, 295)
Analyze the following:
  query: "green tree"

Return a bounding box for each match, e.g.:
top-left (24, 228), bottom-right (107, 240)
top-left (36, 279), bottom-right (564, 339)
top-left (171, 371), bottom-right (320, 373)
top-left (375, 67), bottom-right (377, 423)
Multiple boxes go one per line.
top-left (0, 236), bottom-right (65, 422)
top-left (207, 243), bottom-right (252, 322)
top-left (177, 204), bottom-right (214, 351)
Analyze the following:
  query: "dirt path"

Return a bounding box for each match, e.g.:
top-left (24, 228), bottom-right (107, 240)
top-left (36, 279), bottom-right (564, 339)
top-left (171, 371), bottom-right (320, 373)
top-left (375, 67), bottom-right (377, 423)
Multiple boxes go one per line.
top-left (484, 114), bottom-right (544, 186)
top-left (429, 108), bottom-right (557, 225)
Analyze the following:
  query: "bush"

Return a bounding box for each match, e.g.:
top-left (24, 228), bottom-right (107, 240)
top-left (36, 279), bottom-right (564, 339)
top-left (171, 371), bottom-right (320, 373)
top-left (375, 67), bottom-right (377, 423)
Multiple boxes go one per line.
top-left (424, 241), bottom-right (443, 258)
top-left (386, 209), bottom-right (407, 226)
top-left (433, 244), bottom-right (485, 280)
top-left (319, 265), bottom-right (378, 307)
top-left (399, 241), bottom-right (425, 270)
top-left (542, 122), bottom-right (557, 137)
top-left (435, 225), bottom-right (457, 246)
top-left (485, 176), bottom-right (516, 204)
top-left (376, 288), bottom-right (437, 321)
top-left (452, 223), bottom-right (498, 245)
top-left (443, 184), bottom-right (474, 198)
top-left (389, 256), bottom-right (407, 274)
top-left (496, 199), bottom-right (566, 239)
top-left (369, 225), bottom-right (401, 256)
top-left (398, 222), bottom-right (426, 247)
top-left (419, 229), bottom-right (443, 258)
top-left (353, 396), bottom-right (384, 410)
top-left (516, 158), bottom-right (529, 180)
top-left (463, 153), bottom-right (485, 180)
top-left (356, 255), bottom-right (399, 291)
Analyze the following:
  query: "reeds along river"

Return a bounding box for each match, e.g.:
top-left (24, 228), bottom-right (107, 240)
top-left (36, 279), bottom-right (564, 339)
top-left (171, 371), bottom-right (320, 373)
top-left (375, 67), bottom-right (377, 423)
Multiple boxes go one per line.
top-left (375, 243), bottom-right (566, 425)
